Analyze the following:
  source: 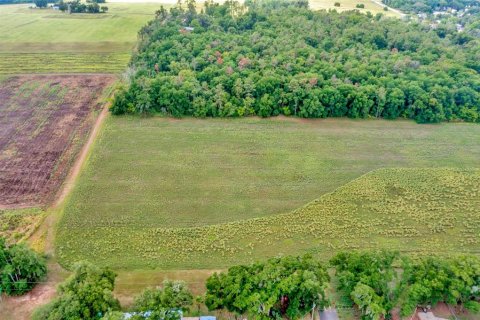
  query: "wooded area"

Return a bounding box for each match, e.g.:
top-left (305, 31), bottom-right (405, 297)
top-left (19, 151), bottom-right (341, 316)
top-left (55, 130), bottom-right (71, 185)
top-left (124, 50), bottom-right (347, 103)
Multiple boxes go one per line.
top-left (112, 0), bottom-right (480, 123)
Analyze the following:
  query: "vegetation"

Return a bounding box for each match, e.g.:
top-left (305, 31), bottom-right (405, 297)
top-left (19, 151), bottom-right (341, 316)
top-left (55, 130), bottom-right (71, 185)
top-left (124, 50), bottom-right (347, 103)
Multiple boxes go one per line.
top-left (0, 3), bottom-right (160, 74)
top-left (356, 3), bottom-right (365, 8)
top-left (112, 0), bottom-right (480, 123)
top-left (58, 0), bottom-right (108, 14)
top-left (131, 281), bottom-right (193, 320)
top-left (205, 255), bottom-right (330, 319)
top-left (400, 255), bottom-right (480, 316)
top-left (330, 251), bottom-right (399, 319)
top-left (0, 237), bottom-right (47, 295)
top-left (0, 208), bottom-right (44, 242)
top-left (382, 0), bottom-right (479, 13)
top-left (33, 262), bottom-right (120, 320)
top-left (57, 125), bottom-right (480, 269)
top-left (34, 0), bottom-right (48, 8)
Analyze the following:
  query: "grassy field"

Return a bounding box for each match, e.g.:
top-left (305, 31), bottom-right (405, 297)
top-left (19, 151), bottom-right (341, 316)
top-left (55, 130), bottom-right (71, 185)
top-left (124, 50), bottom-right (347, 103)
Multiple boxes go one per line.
top-left (56, 117), bottom-right (480, 269)
top-left (0, 3), bottom-right (161, 74)
top-left (0, 208), bottom-right (45, 243)
top-left (310, 0), bottom-right (398, 16)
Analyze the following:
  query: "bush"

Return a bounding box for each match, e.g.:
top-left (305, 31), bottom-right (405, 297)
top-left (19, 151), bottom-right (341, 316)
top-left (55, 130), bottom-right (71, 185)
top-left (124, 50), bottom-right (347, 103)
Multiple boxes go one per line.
top-left (34, 261), bottom-right (120, 319)
top-left (464, 301), bottom-right (480, 314)
top-left (0, 237), bottom-right (47, 295)
top-left (334, 2), bottom-right (340, 6)
top-left (356, 3), bottom-right (365, 8)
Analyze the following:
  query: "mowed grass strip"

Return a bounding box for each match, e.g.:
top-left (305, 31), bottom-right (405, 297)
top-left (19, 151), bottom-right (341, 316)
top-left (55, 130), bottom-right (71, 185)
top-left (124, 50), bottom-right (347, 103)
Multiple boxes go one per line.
top-left (0, 52), bottom-right (130, 74)
top-left (56, 117), bottom-right (480, 269)
top-left (57, 167), bottom-right (480, 269)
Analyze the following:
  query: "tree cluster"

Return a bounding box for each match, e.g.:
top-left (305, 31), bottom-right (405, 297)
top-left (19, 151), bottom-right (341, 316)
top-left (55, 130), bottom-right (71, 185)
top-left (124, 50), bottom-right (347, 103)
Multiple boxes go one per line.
top-left (33, 262), bottom-right (194, 320)
top-left (33, 262), bottom-right (121, 320)
top-left (330, 251), bottom-right (399, 320)
top-left (0, 237), bottom-right (47, 296)
top-left (58, 0), bottom-right (108, 13)
top-left (111, 0), bottom-right (480, 123)
top-left (400, 255), bottom-right (480, 316)
top-left (205, 255), bottom-right (330, 319)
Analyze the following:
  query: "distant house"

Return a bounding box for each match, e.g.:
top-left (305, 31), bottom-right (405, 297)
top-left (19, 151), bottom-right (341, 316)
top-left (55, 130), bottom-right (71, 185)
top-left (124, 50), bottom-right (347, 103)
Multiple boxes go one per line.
top-left (180, 27), bottom-right (195, 33)
top-left (319, 307), bottom-right (339, 320)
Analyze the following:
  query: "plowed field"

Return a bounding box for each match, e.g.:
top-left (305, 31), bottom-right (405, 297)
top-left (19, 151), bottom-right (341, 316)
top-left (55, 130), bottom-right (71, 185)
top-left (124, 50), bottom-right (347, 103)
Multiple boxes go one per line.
top-left (0, 75), bottom-right (114, 208)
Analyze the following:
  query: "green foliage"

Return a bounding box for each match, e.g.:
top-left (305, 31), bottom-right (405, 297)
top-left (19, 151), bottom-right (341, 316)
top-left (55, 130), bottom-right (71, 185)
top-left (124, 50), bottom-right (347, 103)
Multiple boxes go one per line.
top-left (400, 255), bottom-right (480, 316)
top-left (356, 3), bottom-right (365, 8)
top-left (34, 0), bottom-right (48, 8)
top-left (330, 251), bottom-right (398, 317)
top-left (334, 2), bottom-right (341, 6)
top-left (58, 0), bottom-right (107, 14)
top-left (351, 283), bottom-right (385, 320)
top-left (132, 280), bottom-right (193, 319)
top-left (0, 237), bottom-right (46, 296)
top-left (205, 255), bottom-right (330, 319)
top-left (112, 0), bottom-right (480, 123)
top-left (382, 0), bottom-right (477, 13)
top-left (36, 261), bottom-right (120, 320)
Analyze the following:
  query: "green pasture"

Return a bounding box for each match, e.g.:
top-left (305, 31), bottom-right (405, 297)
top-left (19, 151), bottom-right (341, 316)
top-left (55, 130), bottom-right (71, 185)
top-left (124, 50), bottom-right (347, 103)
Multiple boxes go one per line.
top-left (56, 117), bottom-right (480, 269)
top-left (310, 0), bottom-right (398, 16)
top-left (0, 3), bottom-right (162, 73)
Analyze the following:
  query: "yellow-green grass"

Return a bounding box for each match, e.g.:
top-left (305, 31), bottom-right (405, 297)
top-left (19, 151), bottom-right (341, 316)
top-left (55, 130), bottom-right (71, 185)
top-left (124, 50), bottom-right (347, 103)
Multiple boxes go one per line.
top-left (0, 52), bottom-right (130, 74)
top-left (0, 3), bottom-right (162, 73)
top-left (0, 208), bottom-right (45, 243)
top-left (56, 117), bottom-right (480, 269)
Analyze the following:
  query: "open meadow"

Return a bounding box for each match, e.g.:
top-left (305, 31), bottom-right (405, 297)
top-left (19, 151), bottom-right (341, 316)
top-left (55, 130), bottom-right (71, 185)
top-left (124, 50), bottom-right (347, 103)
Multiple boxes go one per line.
top-left (56, 117), bottom-right (480, 269)
top-left (0, 3), bottom-right (161, 74)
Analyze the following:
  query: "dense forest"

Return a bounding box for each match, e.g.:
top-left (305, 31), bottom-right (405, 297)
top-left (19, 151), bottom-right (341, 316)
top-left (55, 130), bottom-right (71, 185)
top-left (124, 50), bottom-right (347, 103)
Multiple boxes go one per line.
top-left (111, 0), bottom-right (480, 123)
top-left (382, 0), bottom-right (479, 13)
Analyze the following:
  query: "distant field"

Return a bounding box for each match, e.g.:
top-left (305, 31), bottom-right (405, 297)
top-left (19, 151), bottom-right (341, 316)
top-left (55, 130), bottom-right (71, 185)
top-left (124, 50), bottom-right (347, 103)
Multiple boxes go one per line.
top-left (0, 3), bottom-right (161, 74)
top-left (0, 74), bottom-right (115, 208)
top-left (309, 0), bottom-right (398, 16)
top-left (56, 117), bottom-right (480, 269)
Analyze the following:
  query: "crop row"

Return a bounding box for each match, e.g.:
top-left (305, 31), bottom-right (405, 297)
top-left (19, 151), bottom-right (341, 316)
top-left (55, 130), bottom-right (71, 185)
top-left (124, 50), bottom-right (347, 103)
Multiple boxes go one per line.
top-left (0, 53), bottom-right (129, 74)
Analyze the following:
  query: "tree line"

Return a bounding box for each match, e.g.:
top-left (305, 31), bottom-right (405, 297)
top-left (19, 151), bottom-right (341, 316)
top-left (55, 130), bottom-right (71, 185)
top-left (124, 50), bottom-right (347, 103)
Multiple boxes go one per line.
top-left (111, 0), bottom-right (480, 123)
top-left (3, 245), bottom-right (472, 319)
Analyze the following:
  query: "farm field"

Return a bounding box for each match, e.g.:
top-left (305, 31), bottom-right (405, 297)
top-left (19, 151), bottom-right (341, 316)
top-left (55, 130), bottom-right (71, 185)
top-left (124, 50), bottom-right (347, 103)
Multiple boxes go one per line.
top-left (0, 74), bottom-right (115, 209)
top-left (56, 117), bottom-right (480, 269)
top-left (0, 3), bottom-right (161, 74)
top-left (309, 0), bottom-right (398, 16)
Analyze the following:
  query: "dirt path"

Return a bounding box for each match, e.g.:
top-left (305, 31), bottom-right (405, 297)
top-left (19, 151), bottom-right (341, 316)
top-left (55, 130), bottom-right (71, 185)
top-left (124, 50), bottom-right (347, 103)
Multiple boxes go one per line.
top-left (42, 104), bottom-right (110, 256)
top-left (1, 102), bottom-right (112, 320)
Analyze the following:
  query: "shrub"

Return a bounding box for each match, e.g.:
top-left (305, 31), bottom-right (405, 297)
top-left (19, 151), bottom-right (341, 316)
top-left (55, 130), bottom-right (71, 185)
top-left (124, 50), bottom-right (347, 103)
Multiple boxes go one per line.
top-left (0, 237), bottom-right (47, 295)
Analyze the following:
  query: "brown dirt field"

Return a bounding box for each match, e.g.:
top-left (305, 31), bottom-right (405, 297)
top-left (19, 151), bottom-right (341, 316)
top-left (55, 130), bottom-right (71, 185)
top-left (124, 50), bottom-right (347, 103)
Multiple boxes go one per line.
top-left (0, 74), bottom-right (115, 208)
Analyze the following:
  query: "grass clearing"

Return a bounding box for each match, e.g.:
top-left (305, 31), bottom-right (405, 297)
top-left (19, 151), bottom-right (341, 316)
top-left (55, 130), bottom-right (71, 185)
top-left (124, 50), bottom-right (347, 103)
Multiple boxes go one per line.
top-left (56, 117), bottom-right (480, 269)
top-left (310, 0), bottom-right (398, 16)
top-left (0, 208), bottom-right (45, 243)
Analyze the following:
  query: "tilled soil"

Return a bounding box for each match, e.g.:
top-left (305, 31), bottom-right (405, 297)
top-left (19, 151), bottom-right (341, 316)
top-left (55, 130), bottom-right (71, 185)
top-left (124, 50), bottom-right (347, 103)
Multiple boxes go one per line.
top-left (0, 74), bottom-right (115, 208)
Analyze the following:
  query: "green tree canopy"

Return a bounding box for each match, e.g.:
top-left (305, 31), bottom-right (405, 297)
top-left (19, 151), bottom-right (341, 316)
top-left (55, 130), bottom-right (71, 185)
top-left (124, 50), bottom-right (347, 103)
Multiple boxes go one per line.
top-left (0, 237), bottom-right (47, 296)
top-left (33, 261), bottom-right (120, 320)
top-left (130, 280), bottom-right (193, 320)
top-left (205, 255), bottom-right (330, 319)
